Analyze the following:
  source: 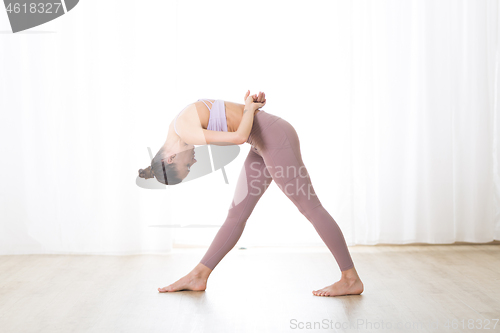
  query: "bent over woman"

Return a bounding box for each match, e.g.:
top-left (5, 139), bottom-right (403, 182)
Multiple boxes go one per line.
top-left (138, 91), bottom-right (364, 297)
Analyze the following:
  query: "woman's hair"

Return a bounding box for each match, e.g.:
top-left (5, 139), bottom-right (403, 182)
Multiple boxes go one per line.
top-left (138, 147), bottom-right (183, 185)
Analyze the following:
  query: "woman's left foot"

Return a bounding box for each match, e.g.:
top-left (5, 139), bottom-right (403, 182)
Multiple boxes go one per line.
top-left (312, 277), bottom-right (364, 297)
top-left (158, 273), bottom-right (207, 292)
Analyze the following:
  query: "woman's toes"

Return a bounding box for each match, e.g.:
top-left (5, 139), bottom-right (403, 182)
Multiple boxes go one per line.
top-left (159, 285), bottom-right (171, 292)
top-left (313, 288), bottom-right (330, 296)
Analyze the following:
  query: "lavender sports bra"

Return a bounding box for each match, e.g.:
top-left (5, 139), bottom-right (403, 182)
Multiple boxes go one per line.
top-left (174, 99), bottom-right (228, 136)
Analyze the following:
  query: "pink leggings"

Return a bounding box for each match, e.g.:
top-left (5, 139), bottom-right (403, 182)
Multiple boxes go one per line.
top-left (200, 110), bottom-right (354, 271)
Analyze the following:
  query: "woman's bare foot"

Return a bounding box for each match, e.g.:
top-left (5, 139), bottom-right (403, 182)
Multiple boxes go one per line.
top-left (312, 266), bottom-right (364, 297)
top-left (158, 263), bottom-right (212, 293)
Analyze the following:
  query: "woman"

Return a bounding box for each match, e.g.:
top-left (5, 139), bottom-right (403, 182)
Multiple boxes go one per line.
top-left (138, 91), bottom-right (364, 297)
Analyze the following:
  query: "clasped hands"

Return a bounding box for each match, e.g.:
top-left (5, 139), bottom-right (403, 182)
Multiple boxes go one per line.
top-left (244, 90), bottom-right (266, 112)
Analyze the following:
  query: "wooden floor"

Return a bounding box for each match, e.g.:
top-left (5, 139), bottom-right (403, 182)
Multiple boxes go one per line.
top-left (0, 245), bottom-right (499, 333)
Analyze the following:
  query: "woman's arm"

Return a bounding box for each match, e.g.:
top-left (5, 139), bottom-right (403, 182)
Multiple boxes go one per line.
top-left (178, 91), bottom-right (266, 146)
top-left (186, 128), bottom-right (244, 146)
top-left (234, 106), bottom-right (256, 144)
top-left (235, 91), bottom-right (266, 141)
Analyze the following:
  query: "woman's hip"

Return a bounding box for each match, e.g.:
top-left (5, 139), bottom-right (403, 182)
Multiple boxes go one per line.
top-left (246, 110), bottom-right (298, 150)
top-left (245, 111), bottom-right (309, 188)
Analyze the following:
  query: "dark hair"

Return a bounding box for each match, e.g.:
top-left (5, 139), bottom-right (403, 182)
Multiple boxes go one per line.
top-left (138, 147), bottom-right (183, 185)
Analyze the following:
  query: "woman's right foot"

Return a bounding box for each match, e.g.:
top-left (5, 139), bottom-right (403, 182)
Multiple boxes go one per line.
top-left (312, 266), bottom-right (364, 297)
top-left (312, 277), bottom-right (363, 297)
top-left (158, 273), bottom-right (207, 292)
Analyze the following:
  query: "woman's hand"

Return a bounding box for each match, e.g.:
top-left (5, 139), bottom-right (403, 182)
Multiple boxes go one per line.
top-left (244, 90), bottom-right (266, 112)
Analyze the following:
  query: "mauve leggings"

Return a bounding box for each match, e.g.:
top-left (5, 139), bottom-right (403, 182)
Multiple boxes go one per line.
top-left (200, 110), bottom-right (354, 271)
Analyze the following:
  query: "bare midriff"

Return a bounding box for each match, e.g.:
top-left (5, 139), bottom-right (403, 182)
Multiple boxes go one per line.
top-left (193, 100), bottom-right (260, 133)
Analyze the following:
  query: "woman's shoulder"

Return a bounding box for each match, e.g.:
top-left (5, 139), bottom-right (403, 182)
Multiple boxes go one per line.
top-left (177, 101), bottom-right (199, 117)
top-left (174, 101), bottom-right (209, 130)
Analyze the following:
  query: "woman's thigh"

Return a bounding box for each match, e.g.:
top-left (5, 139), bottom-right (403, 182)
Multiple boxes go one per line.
top-left (229, 147), bottom-right (274, 213)
top-left (256, 117), bottom-right (321, 214)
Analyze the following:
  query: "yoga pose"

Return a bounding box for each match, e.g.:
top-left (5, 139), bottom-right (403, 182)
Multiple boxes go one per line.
top-left (138, 91), bottom-right (364, 297)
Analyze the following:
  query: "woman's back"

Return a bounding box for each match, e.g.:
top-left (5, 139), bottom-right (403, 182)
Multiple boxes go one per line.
top-left (175, 99), bottom-right (246, 134)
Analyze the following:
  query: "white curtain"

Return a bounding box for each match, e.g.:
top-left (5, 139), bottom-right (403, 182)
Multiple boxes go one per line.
top-left (1, 0), bottom-right (498, 255)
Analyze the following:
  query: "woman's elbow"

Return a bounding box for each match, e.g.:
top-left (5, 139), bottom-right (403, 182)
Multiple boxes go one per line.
top-left (234, 133), bottom-right (247, 145)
